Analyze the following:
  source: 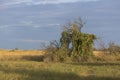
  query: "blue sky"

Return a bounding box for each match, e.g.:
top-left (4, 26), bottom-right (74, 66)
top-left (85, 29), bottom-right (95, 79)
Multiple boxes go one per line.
top-left (0, 0), bottom-right (120, 49)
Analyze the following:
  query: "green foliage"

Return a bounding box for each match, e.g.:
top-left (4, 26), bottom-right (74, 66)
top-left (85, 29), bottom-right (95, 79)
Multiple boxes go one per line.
top-left (59, 19), bottom-right (96, 62)
top-left (44, 18), bottom-right (97, 62)
top-left (71, 33), bottom-right (96, 56)
top-left (60, 31), bottom-right (71, 49)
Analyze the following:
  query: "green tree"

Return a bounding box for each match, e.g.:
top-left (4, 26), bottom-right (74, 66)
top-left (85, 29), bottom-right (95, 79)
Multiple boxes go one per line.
top-left (60, 18), bottom-right (96, 61)
top-left (44, 18), bottom-right (97, 62)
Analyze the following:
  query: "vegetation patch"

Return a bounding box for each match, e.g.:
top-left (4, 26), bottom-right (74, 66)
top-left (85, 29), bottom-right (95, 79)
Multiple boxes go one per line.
top-left (0, 61), bottom-right (120, 80)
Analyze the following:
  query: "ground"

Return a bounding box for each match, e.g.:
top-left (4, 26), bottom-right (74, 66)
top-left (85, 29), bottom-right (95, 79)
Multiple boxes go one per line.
top-left (0, 49), bottom-right (120, 80)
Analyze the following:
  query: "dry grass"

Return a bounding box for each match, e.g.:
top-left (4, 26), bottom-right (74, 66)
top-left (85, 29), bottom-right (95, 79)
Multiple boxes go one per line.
top-left (0, 49), bottom-right (120, 80)
top-left (0, 49), bottom-right (45, 55)
top-left (0, 61), bottom-right (120, 80)
top-left (93, 51), bottom-right (105, 57)
top-left (0, 49), bottom-right (45, 61)
top-left (93, 50), bottom-right (120, 61)
top-left (0, 49), bottom-right (120, 62)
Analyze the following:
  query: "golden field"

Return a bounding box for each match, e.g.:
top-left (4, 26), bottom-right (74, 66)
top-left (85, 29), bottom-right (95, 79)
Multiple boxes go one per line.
top-left (0, 49), bottom-right (120, 80)
top-left (0, 49), bottom-right (45, 61)
top-left (0, 49), bottom-right (45, 55)
top-left (0, 49), bottom-right (119, 61)
top-left (0, 49), bottom-right (103, 56)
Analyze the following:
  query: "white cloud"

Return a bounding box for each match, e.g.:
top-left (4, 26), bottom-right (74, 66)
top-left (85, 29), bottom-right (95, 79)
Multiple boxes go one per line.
top-left (0, 25), bottom-right (10, 29)
top-left (20, 39), bottom-right (49, 43)
top-left (32, 0), bottom-right (99, 5)
top-left (20, 20), bottom-right (60, 28)
top-left (48, 23), bottom-right (60, 26)
top-left (0, 25), bottom-right (15, 34)
top-left (0, 0), bottom-right (99, 8)
top-left (21, 21), bottom-right (33, 25)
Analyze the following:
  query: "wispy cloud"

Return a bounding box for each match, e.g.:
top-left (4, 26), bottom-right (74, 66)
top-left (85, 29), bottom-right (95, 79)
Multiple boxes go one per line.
top-left (20, 20), bottom-right (60, 28)
top-left (20, 39), bottom-right (49, 43)
top-left (0, 25), bottom-right (10, 29)
top-left (31, 0), bottom-right (99, 5)
top-left (0, 0), bottom-right (99, 8)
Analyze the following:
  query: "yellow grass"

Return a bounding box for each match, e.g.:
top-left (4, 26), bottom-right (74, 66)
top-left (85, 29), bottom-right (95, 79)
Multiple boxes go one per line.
top-left (0, 49), bottom-right (109, 57)
top-left (93, 50), bottom-right (120, 61)
top-left (0, 49), bottom-right (45, 55)
top-left (0, 49), bottom-right (119, 61)
top-left (93, 51), bottom-right (105, 57)
top-left (0, 49), bottom-right (45, 61)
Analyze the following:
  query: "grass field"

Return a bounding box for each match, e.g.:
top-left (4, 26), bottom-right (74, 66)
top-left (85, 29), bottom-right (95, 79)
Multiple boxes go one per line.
top-left (0, 49), bottom-right (120, 80)
top-left (0, 61), bottom-right (120, 80)
top-left (0, 49), bottom-right (45, 61)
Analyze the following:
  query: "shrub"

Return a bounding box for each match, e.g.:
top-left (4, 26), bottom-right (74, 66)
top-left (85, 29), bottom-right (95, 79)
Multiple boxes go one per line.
top-left (43, 18), bottom-right (96, 63)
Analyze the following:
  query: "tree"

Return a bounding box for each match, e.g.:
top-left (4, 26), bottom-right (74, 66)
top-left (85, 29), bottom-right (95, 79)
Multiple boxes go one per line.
top-left (44, 18), bottom-right (97, 62)
top-left (60, 18), bottom-right (96, 61)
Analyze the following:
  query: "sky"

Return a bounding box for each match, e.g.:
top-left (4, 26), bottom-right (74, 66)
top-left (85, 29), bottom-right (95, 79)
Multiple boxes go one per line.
top-left (0, 0), bottom-right (120, 49)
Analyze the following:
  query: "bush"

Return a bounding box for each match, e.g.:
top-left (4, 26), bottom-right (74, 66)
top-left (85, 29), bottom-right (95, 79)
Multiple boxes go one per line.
top-left (43, 18), bottom-right (96, 63)
top-left (108, 42), bottom-right (120, 55)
